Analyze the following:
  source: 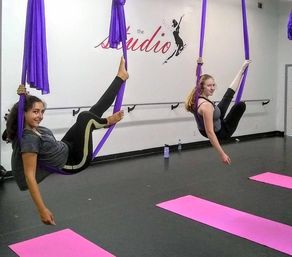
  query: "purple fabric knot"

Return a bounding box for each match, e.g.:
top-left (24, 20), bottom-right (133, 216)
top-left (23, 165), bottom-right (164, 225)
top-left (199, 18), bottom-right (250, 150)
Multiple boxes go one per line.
top-left (109, 0), bottom-right (127, 48)
top-left (288, 10), bottom-right (292, 40)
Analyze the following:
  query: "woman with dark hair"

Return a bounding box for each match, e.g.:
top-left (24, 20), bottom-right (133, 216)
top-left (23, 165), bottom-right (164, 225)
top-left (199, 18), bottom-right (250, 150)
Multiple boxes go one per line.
top-left (3, 57), bottom-right (128, 225)
top-left (185, 59), bottom-right (251, 165)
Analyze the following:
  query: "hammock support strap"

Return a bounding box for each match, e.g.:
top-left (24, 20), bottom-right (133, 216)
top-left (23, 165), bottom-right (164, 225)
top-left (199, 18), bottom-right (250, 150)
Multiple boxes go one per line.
top-left (194, 0), bottom-right (250, 108)
top-left (18, 0), bottom-right (49, 140)
top-left (92, 0), bottom-right (128, 158)
top-left (235, 0), bottom-right (250, 103)
top-left (288, 9), bottom-right (292, 40)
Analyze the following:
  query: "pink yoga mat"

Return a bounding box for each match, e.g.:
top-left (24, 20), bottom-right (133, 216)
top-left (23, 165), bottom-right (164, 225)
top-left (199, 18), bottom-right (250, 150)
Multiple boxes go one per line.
top-left (249, 172), bottom-right (292, 189)
top-left (157, 195), bottom-right (292, 255)
top-left (9, 229), bottom-right (116, 257)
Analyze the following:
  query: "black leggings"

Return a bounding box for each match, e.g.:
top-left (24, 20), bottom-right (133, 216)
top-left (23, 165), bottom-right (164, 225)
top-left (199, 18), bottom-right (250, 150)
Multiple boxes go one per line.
top-left (61, 76), bottom-right (124, 173)
top-left (215, 88), bottom-right (246, 139)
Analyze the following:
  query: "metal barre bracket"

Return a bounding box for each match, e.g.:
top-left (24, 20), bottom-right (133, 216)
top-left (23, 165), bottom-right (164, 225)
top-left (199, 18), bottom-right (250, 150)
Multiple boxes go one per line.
top-left (262, 100), bottom-right (270, 106)
top-left (72, 108), bottom-right (81, 116)
top-left (128, 105), bottom-right (136, 113)
top-left (171, 103), bottom-right (180, 110)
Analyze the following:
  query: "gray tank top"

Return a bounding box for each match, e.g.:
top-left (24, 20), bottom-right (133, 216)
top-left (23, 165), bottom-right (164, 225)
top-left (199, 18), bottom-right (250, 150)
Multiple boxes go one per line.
top-left (194, 97), bottom-right (221, 132)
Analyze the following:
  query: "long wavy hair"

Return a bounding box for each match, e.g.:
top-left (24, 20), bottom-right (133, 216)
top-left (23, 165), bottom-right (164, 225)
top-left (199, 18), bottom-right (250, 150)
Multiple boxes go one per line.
top-left (3, 95), bottom-right (45, 142)
top-left (185, 74), bottom-right (213, 114)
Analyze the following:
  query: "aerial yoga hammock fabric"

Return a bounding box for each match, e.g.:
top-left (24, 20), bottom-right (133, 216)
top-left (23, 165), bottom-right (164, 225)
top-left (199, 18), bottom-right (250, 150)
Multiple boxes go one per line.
top-left (194, 0), bottom-right (250, 110)
top-left (92, 0), bottom-right (128, 158)
top-left (18, 0), bottom-right (49, 141)
top-left (288, 10), bottom-right (292, 40)
top-left (194, 0), bottom-right (207, 112)
top-left (235, 0), bottom-right (250, 103)
top-left (17, 0), bottom-right (128, 174)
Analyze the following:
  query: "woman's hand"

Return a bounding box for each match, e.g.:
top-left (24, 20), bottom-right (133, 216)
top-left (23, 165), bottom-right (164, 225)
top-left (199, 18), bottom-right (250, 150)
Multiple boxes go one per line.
top-left (241, 60), bottom-right (251, 72)
top-left (220, 152), bottom-right (231, 165)
top-left (17, 85), bottom-right (27, 95)
top-left (22, 153), bottom-right (55, 226)
top-left (39, 208), bottom-right (56, 225)
top-left (197, 57), bottom-right (204, 65)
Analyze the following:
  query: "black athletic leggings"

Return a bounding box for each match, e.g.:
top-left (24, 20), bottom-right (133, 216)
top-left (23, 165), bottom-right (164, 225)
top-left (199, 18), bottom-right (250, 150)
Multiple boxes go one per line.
top-left (216, 88), bottom-right (246, 139)
top-left (61, 76), bottom-right (124, 173)
top-left (199, 88), bottom-right (246, 140)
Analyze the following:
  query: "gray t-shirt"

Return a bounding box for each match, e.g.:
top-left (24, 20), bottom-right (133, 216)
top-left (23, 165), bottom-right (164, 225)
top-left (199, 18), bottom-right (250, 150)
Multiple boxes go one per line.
top-left (11, 126), bottom-right (69, 191)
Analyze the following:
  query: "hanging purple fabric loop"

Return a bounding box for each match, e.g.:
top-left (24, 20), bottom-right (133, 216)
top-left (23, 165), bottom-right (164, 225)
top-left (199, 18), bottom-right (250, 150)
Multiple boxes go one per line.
top-left (21, 0), bottom-right (49, 92)
top-left (235, 0), bottom-right (250, 103)
top-left (288, 10), bottom-right (292, 40)
top-left (18, 0), bottom-right (50, 140)
top-left (194, 0), bottom-right (207, 112)
top-left (108, 0), bottom-right (127, 49)
top-left (92, 0), bottom-right (128, 158)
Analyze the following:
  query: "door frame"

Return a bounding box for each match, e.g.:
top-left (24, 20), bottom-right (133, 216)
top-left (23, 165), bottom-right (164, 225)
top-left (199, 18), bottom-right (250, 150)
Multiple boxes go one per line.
top-left (284, 64), bottom-right (292, 136)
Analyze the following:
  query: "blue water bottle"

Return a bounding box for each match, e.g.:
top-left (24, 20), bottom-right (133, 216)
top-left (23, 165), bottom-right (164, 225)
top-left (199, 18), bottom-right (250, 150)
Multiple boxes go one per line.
top-left (164, 144), bottom-right (170, 158)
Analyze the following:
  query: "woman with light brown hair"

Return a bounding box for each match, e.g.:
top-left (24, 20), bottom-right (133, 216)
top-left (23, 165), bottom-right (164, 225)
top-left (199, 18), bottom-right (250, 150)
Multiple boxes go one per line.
top-left (186, 60), bottom-right (251, 165)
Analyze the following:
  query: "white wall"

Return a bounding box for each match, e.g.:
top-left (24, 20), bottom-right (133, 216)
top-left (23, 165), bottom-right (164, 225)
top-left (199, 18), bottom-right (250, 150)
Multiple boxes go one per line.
top-left (1, 0), bottom-right (291, 170)
top-left (276, 1), bottom-right (292, 131)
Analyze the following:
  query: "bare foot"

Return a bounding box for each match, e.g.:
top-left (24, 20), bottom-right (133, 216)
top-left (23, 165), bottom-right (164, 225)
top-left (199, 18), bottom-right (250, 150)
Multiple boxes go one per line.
top-left (117, 57), bottom-right (129, 81)
top-left (107, 110), bottom-right (124, 125)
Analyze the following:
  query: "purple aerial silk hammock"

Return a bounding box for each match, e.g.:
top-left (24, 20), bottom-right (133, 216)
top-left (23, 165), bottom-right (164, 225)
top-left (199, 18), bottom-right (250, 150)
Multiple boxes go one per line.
top-left (18, 0), bottom-right (49, 140)
top-left (288, 10), bottom-right (292, 40)
top-left (194, 0), bottom-right (207, 112)
top-left (235, 0), bottom-right (250, 103)
top-left (15, 0), bottom-right (126, 175)
top-left (92, 0), bottom-right (128, 158)
top-left (194, 0), bottom-right (249, 108)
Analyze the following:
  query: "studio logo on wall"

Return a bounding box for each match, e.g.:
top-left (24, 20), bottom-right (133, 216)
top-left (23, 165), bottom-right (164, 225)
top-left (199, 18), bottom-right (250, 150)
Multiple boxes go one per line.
top-left (95, 14), bottom-right (186, 65)
top-left (163, 15), bottom-right (186, 64)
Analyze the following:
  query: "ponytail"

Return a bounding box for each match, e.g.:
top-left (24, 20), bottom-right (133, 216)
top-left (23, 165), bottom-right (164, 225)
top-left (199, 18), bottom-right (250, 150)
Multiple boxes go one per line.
top-left (185, 74), bottom-right (214, 114)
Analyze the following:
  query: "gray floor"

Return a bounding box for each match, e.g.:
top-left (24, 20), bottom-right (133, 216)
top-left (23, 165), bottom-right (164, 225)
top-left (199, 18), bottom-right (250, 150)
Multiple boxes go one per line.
top-left (1, 136), bottom-right (292, 257)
